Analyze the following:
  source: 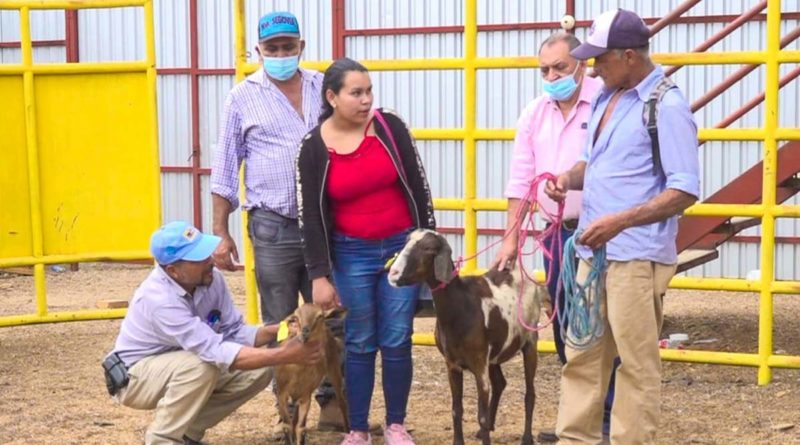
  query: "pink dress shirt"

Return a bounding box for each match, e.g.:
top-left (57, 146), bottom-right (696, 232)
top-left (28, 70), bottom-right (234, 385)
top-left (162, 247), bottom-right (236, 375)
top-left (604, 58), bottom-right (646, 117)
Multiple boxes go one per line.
top-left (504, 75), bottom-right (602, 222)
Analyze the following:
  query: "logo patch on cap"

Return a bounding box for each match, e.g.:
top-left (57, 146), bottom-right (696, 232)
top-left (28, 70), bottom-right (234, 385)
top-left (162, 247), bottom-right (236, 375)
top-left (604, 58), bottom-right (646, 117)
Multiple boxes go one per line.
top-left (183, 227), bottom-right (198, 241)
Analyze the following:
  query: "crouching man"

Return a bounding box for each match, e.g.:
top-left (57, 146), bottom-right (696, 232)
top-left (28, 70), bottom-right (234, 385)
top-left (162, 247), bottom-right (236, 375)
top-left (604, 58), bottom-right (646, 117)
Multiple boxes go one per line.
top-left (103, 221), bottom-right (323, 445)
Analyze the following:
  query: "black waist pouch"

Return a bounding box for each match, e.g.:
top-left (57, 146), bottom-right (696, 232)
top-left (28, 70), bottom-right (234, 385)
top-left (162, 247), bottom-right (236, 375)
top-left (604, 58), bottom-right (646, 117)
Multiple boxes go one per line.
top-left (102, 353), bottom-right (129, 396)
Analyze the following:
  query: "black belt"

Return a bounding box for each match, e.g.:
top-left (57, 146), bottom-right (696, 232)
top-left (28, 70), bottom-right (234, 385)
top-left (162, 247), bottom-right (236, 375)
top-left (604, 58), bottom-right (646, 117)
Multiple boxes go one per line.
top-left (562, 219), bottom-right (578, 231)
top-left (547, 219), bottom-right (578, 231)
top-left (249, 208), bottom-right (297, 224)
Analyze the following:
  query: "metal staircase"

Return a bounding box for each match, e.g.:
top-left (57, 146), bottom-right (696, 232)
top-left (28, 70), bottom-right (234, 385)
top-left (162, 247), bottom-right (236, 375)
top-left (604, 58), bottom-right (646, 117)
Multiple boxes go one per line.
top-left (676, 141), bottom-right (800, 272)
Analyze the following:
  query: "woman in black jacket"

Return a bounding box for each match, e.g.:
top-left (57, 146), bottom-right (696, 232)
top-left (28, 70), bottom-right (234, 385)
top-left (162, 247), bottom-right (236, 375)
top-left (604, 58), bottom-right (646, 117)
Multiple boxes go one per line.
top-left (296, 58), bottom-right (435, 445)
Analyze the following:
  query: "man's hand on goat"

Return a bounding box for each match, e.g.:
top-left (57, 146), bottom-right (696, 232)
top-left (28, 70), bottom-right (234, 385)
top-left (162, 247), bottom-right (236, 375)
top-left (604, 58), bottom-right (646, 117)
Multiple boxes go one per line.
top-left (312, 277), bottom-right (339, 310)
top-left (212, 235), bottom-right (239, 271)
top-left (281, 337), bottom-right (324, 366)
top-left (544, 174), bottom-right (570, 203)
top-left (490, 238), bottom-right (518, 271)
top-left (579, 213), bottom-right (628, 250)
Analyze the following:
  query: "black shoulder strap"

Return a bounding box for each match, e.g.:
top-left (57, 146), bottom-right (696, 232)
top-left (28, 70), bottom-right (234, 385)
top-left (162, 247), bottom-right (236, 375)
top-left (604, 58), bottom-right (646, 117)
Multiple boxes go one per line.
top-left (644, 77), bottom-right (677, 176)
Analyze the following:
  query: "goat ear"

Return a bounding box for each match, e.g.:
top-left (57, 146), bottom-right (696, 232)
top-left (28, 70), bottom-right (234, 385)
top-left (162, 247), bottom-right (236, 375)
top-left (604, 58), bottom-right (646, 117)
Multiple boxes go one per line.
top-left (324, 306), bottom-right (348, 321)
top-left (433, 238), bottom-right (454, 284)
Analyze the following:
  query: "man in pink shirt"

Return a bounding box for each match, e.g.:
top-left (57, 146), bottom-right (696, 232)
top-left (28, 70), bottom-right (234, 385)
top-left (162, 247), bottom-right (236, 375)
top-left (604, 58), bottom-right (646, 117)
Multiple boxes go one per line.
top-left (490, 32), bottom-right (613, 441)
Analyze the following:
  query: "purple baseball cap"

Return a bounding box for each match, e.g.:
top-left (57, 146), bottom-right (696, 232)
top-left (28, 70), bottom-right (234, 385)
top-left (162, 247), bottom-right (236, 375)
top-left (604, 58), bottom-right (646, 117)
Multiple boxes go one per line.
top-left (571, 9), bottom-right (650, 60)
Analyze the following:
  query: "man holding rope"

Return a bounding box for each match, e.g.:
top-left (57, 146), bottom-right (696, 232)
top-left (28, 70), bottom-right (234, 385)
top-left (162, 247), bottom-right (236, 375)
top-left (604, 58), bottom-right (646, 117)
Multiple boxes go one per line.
top-left (490, 31), bottom-right (615, 441)
top-left (545, 9), bottom-right (699, 444)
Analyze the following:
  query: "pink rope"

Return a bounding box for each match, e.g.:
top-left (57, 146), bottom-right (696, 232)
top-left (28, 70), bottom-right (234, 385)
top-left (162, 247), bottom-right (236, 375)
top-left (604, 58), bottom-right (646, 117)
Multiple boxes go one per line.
top-left (514, 173), bottom-right (564, 333)
top-left (437, 173), bottom-right (565, 333)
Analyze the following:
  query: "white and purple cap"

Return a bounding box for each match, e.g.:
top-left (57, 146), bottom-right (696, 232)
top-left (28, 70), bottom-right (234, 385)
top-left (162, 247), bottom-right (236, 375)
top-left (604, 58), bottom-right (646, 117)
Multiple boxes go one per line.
top-left (571, 9), bottom-right (650, 60)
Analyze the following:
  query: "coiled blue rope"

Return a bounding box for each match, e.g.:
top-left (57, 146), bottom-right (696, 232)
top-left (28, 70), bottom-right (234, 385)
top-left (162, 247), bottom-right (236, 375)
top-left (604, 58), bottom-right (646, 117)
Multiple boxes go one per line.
top-left (558, 230), bottom-right (608, 350)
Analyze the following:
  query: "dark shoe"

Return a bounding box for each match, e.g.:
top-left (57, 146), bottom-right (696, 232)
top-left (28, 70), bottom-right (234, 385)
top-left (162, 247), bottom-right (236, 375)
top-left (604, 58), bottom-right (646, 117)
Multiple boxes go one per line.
top-left (183, 435), bottom-right (209, 445)
top-left (537, 430), bottom-right (558, 443)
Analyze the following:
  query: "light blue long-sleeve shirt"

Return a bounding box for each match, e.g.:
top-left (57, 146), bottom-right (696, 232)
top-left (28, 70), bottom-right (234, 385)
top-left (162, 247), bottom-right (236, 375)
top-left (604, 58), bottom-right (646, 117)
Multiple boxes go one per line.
top-left (577, 65), bottom-right (700, 264)
top-left (110, 267), bottom-right (258, 370)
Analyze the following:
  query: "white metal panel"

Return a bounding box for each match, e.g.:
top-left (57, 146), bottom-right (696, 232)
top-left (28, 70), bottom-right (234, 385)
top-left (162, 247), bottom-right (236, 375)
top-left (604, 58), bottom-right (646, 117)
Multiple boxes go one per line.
top-left (200, 75), bottom-right (236, 168)
top-left (478, 0), bottom-right (562, 25)
top-left (0, 9), bottom-right (20, 41)
top-left (78, 6), bottom-right (144, 62)
top-left (0, 48), bottom-right (21, 63)
top-left (198, 0), bottom-right (233, 69)
top-left (28, 9), bottom-right (65, 41)
top-left (31, 46), bottom-right (65, 63)
top-left (154, 0), bottom-right (189, 68)
top-left (346, 0), bottom-right (462, 28)
top-left (157, 74), bottom-right (192, 166)
top-left (161, 173), bottom-right (194, 224)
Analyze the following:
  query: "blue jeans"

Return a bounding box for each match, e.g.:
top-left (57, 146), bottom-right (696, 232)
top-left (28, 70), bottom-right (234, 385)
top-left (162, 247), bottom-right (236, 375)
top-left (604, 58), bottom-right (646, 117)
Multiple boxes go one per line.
top-left (544, 224), bottom-right (616, 435)
top-left (332, 230), bottom-right (419, 432)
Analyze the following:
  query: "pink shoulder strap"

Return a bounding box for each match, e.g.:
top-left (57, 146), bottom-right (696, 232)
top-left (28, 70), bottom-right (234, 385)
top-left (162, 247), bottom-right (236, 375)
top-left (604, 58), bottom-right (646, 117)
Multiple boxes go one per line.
top-left (373, 110), bottom-right (407, 181)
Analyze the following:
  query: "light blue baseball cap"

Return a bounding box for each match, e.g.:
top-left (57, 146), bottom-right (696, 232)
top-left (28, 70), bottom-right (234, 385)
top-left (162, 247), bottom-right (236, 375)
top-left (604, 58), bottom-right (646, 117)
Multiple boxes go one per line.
top-left (258, 11), bottom-right (301, 42)
top-left (150, 221), bottom-right (221, 265)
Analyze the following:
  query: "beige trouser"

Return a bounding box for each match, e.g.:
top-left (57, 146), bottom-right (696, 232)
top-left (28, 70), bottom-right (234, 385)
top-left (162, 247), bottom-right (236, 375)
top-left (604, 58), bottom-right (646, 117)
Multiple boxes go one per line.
top-left (115, 350), bottom-right (273, 445)
top-left (556, 260), bottom-right (675, 445)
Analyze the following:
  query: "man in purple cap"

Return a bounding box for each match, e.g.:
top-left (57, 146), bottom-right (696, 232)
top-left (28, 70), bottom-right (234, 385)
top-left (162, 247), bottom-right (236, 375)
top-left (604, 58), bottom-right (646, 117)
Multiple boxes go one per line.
top-left (545, 8), bottom-right (700, 444)
top-left (104, 221), bottom-right (323, 445)
top-left (211, 11), bottom-right (348, 434)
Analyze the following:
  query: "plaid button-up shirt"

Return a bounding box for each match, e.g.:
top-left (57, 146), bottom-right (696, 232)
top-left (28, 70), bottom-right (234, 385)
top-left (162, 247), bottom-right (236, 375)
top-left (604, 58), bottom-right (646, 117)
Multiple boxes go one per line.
top-left (211, 68), bottom-right (323, 218)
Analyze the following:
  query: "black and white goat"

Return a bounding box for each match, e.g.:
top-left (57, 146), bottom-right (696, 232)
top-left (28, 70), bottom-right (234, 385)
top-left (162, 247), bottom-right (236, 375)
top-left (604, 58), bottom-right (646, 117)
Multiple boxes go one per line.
top-left (388, 229), bottom-right (549, 445)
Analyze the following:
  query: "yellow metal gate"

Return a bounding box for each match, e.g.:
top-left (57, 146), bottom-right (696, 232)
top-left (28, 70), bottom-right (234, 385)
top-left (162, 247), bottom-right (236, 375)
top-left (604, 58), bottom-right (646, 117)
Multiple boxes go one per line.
top-left (0, 0), bottom-right (160, 326)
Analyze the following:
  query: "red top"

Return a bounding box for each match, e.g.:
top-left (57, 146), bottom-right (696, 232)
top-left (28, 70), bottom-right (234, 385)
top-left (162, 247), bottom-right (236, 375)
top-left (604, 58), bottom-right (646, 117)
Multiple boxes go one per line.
top-left (326, 133), bottom-right (413, 240)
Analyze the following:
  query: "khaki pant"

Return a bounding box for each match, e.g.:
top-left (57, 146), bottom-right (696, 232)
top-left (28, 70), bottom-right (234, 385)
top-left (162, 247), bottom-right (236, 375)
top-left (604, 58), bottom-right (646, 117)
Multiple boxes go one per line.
top-left (116, 350), bottom-right (273, 445)
top-left (556, 260), bottom-right (675, 445)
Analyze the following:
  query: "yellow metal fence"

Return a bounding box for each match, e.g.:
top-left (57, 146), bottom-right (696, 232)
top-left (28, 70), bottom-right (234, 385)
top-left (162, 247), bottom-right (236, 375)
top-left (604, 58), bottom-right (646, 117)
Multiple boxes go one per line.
top-left (233, 0), bottom-right (800, 385)
top-left (0, 0), bottom-right (160, 326)
top-left (1, 0), bottom-right (797, 387)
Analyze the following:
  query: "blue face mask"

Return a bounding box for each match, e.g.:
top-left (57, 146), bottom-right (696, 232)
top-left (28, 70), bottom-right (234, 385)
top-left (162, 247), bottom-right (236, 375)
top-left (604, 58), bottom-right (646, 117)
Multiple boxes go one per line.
top-left (262, 55), bottom-right (299, 81)
top-left (542, 64), bottom-right (581, 101)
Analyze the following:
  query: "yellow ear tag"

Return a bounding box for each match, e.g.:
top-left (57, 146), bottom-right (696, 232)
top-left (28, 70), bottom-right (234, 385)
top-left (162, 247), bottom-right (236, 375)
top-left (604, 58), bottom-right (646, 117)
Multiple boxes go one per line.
top-left (384, 252), bottom-right (399, 270)
top-left (277, 320), bottom-right (289, 342)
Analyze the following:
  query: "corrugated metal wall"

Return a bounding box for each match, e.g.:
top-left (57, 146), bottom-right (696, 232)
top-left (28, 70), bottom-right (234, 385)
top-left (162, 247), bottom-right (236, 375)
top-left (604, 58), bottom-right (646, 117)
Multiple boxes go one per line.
top-left (2, 0), bottom-right (798, 279)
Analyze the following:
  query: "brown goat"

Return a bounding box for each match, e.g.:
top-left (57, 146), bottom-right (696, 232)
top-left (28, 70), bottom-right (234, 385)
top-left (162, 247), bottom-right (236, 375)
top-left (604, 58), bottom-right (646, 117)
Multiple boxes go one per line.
top-left (274, 304), bottom-right (349, 445)
top-left (388, 229), bottom-right (549, 445)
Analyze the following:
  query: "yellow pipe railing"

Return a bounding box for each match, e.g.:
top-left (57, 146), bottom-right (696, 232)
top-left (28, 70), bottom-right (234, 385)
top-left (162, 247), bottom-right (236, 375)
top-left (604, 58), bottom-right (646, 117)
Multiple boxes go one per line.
top-left (756, 0), bottom-right (781, 385)
top-left (229, 0), bottom-right (798, 385)
top-left (463, 0), bottom-right (478, 272)
top-left (233, 0), bottom-right (261, 326)
top-left (0, 0), bottom-right (146, 9)
top-left (1, 0), bottom-right (794, 386)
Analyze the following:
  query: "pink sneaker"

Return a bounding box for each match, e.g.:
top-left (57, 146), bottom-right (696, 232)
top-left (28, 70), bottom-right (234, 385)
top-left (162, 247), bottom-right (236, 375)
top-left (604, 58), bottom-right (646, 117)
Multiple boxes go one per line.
top-left (384, 423), bottom-right (415, 445)
top-left (341, 431), bottom-right (372, 445)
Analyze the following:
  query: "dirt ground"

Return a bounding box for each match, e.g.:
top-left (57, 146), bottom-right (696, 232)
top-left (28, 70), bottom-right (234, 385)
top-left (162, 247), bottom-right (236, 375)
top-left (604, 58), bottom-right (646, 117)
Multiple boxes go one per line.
top-left (1, 263), bottom-right (800, 445)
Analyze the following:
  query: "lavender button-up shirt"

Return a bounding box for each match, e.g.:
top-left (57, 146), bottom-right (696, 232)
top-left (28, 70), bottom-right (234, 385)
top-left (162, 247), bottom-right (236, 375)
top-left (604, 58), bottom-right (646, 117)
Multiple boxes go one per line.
top-left (577, 66), bottom-right (700, 264)
top-left (211, 68), bottom-right (323, 218)
top-left (111, 267), bottom-right (258, 370)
